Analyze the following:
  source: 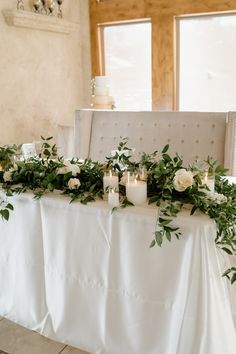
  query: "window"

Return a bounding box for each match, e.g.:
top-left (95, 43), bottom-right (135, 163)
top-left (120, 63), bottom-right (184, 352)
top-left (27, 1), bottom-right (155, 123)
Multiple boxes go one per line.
top-left (176, 13), bottom-right (236, 111)
top-left (99, 21), bottom-right (152, 110)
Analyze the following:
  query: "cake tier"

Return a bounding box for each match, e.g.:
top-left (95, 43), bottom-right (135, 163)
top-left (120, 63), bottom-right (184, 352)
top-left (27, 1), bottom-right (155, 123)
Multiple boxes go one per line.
top-left (92, 95), bottom-right (113, 105)
top-left (94, 86), bottom-right (109, 96)
top-left (95, 76), bottom-right (107, 87)
top-left (92, 103), bottom-right (112, 109)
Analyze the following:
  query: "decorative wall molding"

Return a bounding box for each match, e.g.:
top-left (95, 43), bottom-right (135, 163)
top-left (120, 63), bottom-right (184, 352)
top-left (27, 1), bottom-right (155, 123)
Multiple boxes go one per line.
top-left (2, 9), bottom-right (79, 34)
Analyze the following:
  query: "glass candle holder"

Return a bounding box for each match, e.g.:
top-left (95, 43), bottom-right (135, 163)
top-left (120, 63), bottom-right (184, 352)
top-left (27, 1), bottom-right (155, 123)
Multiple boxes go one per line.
top-left (138, 166), bottom-right (148, 181)
top-left (201, 170), bottom-right (215, 192)
top-left (103, 170), bottom-right (119, 200)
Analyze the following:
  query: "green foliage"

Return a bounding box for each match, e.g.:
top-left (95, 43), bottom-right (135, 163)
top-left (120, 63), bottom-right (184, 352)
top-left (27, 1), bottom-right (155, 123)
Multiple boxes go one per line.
top-left (105, 137), bottom-right (138, 172)
top-left (0, 137), bottom-right (235, 284)
top-left (0, 201), bottom-right (13, 221)
top-left (0, 144), bottom-right (21, 171)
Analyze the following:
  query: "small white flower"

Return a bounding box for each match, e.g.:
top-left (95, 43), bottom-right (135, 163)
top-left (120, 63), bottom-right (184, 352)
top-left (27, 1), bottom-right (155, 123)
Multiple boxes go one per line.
top-left (205, 191), bottom-right (227, 204)
top-left (57, 161), bottom-right (80, 176)
top-left (3, 169), bottom-right (14, 182)
top-left (173, 169), bottom-right (194, 192)
top-left (68, 178), bottom-right (81, 190)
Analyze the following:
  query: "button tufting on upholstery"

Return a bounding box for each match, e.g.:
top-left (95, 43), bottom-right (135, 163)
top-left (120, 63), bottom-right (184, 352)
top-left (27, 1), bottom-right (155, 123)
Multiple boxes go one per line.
top-left (197, 124), bottom-right (200, 127)
top-left (127, 122), bottom-right (130, 126)
top-left (168, 138), bottom-right (171, 142)
top-left (100, 136), bottom-right (104, 140)
top-left (154, 123), bottom-right (157, 127)
top-left (153, 138), bottom-right (156, 142)
top-left (114, 122), bottom-right (118, 126)
top-left (211, 140), bottom-right (214, 144)
top-left (181, 139), bottom-right (184, 143)
top-left (168, 124), bottom-right (171, 127)
top-left (140, 122), bottom-right (143, 127)
top-left (212, 124), bottom-right (215, 128)
top-left (196, 140), bottom-right (199, 144)
top-left (140, 137), bottom-right (143, 141)
top-left (113, 137), bottom-right (116, 140)
top-left (183, 124), bottom-right (186, 128)
top-left (99, 150), bottom-right (103, 154)
top-left (195, 155), bottom-right (199, 159)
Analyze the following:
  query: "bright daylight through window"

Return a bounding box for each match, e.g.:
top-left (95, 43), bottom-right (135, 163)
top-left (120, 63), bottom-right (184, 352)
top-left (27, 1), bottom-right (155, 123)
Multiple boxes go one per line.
top-left (101, 21), bottom-right (152, 110)
top-left (177, 13), bottom-right (236, 111)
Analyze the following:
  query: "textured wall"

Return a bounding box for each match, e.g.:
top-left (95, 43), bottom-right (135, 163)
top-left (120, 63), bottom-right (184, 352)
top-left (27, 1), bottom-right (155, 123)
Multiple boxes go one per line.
top-left (0, 0), bottom-right (91, 145)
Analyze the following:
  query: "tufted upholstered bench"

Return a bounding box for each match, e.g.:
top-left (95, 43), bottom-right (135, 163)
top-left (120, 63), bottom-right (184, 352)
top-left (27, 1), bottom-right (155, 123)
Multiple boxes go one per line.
top-left (74, 109), bottom-right (236, 176)
top-left (57, 124), bottom-right (75, 158)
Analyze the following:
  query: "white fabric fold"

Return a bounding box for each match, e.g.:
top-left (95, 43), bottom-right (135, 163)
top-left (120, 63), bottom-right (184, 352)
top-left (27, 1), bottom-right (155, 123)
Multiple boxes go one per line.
top-left (0, 192), bottom-right (235, 354)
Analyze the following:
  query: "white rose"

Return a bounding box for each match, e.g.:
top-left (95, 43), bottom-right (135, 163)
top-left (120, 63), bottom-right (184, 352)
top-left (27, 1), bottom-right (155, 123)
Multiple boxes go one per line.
top-left (68, 178), bottom-right (81, 190)
top-left (173, 169), bottom-right (193, 192)
top-left (3, 170), bottom-right (13, 182)
top-left (57, 161), bottom-right (80, 176)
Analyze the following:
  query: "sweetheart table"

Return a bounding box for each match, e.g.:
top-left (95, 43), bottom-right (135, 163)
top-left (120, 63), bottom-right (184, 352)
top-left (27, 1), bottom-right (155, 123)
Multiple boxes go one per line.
top-left (0, 192), bottom-right (235, 354)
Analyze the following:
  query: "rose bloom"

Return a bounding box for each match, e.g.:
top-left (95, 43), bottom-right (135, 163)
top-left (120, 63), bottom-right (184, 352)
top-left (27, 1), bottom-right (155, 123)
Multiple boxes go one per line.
top-left (68, 178), bottom-right (81, 190)
top-left (57, 161), bottom-right (80, 176)
top-left (3, 170), bottom-right (13, 182)
top-left (173, 169), bottom-right (194, 192)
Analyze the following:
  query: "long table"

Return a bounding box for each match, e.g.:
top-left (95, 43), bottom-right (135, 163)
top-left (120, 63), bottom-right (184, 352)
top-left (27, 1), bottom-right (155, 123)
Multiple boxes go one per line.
top-left (0, 192), bottom-right (235, 354)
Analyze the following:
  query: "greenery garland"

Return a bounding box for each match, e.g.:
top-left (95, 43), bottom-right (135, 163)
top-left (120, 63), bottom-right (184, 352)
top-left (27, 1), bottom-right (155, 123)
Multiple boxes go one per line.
top-left (0, 137), bottom-right (235, 284)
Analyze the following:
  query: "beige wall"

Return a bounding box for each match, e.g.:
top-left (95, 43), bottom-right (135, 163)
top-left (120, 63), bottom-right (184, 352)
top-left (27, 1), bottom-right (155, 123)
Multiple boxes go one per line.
top-left (0, 0), bottom-right (91, 145)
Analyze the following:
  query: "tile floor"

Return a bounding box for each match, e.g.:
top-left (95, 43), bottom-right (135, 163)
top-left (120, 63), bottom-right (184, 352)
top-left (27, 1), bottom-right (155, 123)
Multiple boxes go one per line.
top-left (0, 316), bottom-right (90, 354)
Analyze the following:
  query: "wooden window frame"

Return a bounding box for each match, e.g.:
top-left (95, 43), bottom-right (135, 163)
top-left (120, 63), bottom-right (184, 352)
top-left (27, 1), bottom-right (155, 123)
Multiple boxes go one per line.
top-left (89, 0), bottom-right (236, 111)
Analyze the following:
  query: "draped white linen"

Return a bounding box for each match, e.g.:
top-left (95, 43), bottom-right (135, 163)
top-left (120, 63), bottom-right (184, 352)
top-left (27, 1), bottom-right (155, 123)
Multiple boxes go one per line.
top-left (0, 192), bottom-right (235, 354)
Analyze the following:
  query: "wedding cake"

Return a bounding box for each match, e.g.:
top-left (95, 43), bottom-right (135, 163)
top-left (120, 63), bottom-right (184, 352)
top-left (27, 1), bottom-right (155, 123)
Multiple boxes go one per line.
top-left (91, 76), bottom-right (114, 109)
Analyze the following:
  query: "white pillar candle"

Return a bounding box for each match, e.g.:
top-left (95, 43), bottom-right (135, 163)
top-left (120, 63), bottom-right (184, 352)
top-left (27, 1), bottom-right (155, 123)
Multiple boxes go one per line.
top-left (126, 179), bottom-right (147, 205)
top-left (103, 171), bottom-right (119, 197)
top-left (108, 188), bottom-right (119, 207)
top-left (21, 143), bottom-right (36, 159)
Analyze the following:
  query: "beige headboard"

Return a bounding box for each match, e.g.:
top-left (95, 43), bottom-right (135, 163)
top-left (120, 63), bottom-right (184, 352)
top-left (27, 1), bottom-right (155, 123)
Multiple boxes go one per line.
top-left (74, 109), bottom-right (236, 175)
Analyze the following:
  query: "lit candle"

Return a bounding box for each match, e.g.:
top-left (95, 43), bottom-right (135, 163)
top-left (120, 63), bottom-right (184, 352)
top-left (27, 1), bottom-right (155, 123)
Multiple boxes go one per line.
top-left (139, 167), bottom-right (148, 181)
top-left (103, 171), bottom-right (119, 199)
top-left (108, 188), bottom-right (119, 207)
top-left (202, 171), bottom-right (215, 192)
top-left (126, 178), bottom-right (147, 205)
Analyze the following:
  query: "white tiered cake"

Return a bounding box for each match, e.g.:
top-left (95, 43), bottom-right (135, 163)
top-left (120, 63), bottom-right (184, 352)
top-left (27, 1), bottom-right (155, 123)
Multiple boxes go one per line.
top-left (91, 76), bottom-right (114, 109)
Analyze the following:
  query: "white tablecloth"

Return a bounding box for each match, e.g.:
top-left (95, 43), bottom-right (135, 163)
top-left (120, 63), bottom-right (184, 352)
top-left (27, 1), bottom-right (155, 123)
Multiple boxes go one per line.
top-left (0, 192), bottom-right (235, 354)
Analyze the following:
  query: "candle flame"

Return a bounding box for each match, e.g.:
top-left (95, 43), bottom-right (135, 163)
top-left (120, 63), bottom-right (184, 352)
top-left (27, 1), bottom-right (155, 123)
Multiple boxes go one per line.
top-left (204, 171), bottom-right (208, 184)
